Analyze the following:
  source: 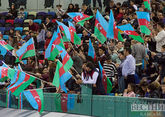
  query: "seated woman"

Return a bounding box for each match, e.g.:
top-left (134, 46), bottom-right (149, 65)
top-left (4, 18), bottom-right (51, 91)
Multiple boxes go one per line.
top-left (123, 83), bottom-right (136, 97)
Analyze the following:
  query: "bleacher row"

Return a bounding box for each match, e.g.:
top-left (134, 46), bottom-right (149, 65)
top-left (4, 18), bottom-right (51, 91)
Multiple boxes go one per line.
top-left (0, 11), bottom-right (58, 40)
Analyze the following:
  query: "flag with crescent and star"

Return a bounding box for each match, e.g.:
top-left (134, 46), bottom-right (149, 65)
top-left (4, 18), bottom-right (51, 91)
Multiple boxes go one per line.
top-left (68, 21), bottom-right (81, 45)
top-left (88, 39), bottom-right (96, 61)
top-left (23, 89), bottom-right (44, 114)
top-left (117, 24), bottom-right (144, 43)
top-left (0, 67), bottom-right (15, 82)
top-left (67, 12), bottom-right (93, 26)
top-left (94, 10), bottom-right (108, 44)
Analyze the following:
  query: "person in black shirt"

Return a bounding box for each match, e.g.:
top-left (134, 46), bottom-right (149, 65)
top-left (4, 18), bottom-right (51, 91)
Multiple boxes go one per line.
top-left (82, 3), bottom-right (93, 16)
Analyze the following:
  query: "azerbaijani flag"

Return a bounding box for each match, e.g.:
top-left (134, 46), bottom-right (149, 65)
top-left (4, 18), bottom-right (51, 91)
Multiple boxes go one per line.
top-left (117, 24), bottom-right (144, 43)
top-left (56, 21), bottom-right (71, 41)
top-left (6, 90), bottom-right (12, 108)
top-left (68, 21), bottom-right (81, 45)
top-left (2, 61), bottom-right (9, 68)
top-left (94, 10), bottom-right (108, 44)
top-left (23, 89), bottom-right (44, 114)
top-left (16, 38), bottom-right (35, 62)
top-left (136, 11), bottom-right (151, 35)
top-left (8, 72), bottom-right (35, 96)
top-left (98, 61), bottom-right (112, 94)
top-left (0, 67), bottom-right (15, 82)
top-left (18, 92), bottom-right (23, 109)
top-left (45, 27), bottom-right (64, 61)
top-left (56, 45), bottom-right (73, 71)
top-left (0, 40), bottom-right (13, 50)
top-left (52, 60), bottom-right (72, 93)
top-left (107, 10), bottom-right (123, 41)
top-left (67, 12), bottom-right (93, 26)
top-left (88, 39), bottom-right (96, 61)
top-left (143, 0), bottom-right (151, 11)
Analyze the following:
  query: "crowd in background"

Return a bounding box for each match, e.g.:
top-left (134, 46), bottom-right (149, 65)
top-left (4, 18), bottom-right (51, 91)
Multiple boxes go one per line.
top-left (0, 0), bottom-right (165, 98)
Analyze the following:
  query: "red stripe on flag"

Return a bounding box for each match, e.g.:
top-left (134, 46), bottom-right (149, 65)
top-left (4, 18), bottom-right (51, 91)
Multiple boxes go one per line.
top-left (59, 67), bottom-right (65, 77)
top-left (143, 0), bottom-right (150, 4)
top-left (69, 27), bottom-right (75, 43)
top-left (125, 31), bottom-right (139, 36)
top-left (73, 14), bottom-right (89, 22)
top-left (114, 24), bottom-right (119, 40)
top-left (138, 19), bottom-right (149, 26)
top-left (62, 53), bottom-right (70, 66)
top-left (19, 44), bottom-right (35, 60)
top-left (61, 94), bottom-right (68, 112)
top-left (0, 41), bottom-right (7, 46)
top-left (30, 90), bottom-right (42, 113)
top-left (10, 74), bottom-right (31, 93)
top-left (95, 19), bottom-right (107, 37)
top-left (8, 71), bottom-right (20, 88)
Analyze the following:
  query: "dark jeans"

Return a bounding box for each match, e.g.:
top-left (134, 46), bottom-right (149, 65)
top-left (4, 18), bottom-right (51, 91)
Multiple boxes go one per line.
top-left (136, 65), bottom-right (142, 79)
top-left (83, 0), bottom-right (91, 6)
top-left (125, 75), bottom-right (135, 88)
top-left (93, 0), bottom-right (102, 9)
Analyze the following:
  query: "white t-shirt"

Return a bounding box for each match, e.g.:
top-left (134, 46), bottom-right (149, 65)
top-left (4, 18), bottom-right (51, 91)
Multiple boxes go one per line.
top-left (155, 30), bottom-right (165, 52)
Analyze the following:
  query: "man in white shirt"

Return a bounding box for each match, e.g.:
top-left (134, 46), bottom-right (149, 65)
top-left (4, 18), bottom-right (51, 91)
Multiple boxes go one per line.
top-left (122, 47), bottom-right (136, 88)
top-left (154, 22), bottom-right (165, 52)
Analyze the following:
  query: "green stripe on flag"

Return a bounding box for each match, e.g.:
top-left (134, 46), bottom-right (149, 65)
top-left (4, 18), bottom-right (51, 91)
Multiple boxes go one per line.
top-left (55, 93), bottom-right (62, 112)
top-left (140, 25), bottom-right (151, 35)
top-left (129, 35), bottom-right (144, 43)
top-left (77, 16), bottom-right (93, 26)
top-left (117, 32), bottom-right (124, 42)
top-left (107, 78), bottom-right (112, 94)
top-left (22, 50), bottom-right (36, 60)
top-left (36, 89), bottom-right (44, 114)
top-left (94, 27), bottom-right (107, 44)
top-left (74, 32), bottom-right (81, 45)
top-left (63, 58), bottom-right (73, 72)
top-left (144, 1), bottom-right (151, 10)
top-left (48, 48), bottom-right (59, 61)
top-left (4, 44), bottom-right (14, 50)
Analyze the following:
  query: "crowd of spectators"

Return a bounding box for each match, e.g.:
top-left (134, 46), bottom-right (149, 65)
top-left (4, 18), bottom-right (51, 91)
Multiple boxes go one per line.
top-left (0, 0), bottom-right (165, 98)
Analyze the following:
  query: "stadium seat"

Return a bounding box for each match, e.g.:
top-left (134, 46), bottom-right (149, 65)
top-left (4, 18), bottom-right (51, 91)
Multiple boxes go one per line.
top-left (6, 19), bottom-right (14, 25)
top-left (5, 27), bottom-right (14, 31)
top-left (37, 12), bottom-right (47, 16)
top-left (33, 19), bottom-right (42, 24)
top-left (0, 27), bottom-right (5, 34)
top-left (23, 27), bottom-right (29, 31)
top-left (0, 20), bottom-right (5, 27)
top-left (47, 12), bottom-right (56, 18)
top-left (28, 11), bottom-right (37, 17)
top-left (15, 27), bottom-right (23, 33)
top-left (36, 15), bottom-right (45, 21)
top-left (14, 19), bottom-right (24, 24)
top-left (3, 35), bottom-right (9, 40)
top-left (24, 19), bottom-right (31, 23)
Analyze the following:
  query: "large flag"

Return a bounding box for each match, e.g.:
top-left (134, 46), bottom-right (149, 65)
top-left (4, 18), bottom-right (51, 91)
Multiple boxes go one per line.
top-left (0, 67), bottom-right (15, 82)
top-left (18, 92), bottom-right (23, 109)
top-left (52, 61), bottom-right (72, 93)
top-left (67, 94), bottom-right (75, 111)
top-left (0, 40), bottom-right (13, 50)
top-left (98, 61), bottom-right (112, 94)
top-left (23, 89), bottom-right (44, 114)
top-left (107, 10), bottom-right (123, 41)
top-left (16, 38), bottom-right (35, 61)
top-left (94, 10), bottom-right (108, 44)
top-left (88, 39), bottom-right (96, 61)
top-left (56, 45), bottom-right (73, 71)
top-left (136, 11), bottom-right (151, 35)
top-left (68, 21), bottom-right (81, 45)
top-left (117, 24), bottom-right (144, 43)
top-left (45, 27), bottom-right (64, 61)
top-left (8, 72), bottom-right (35, 96)
top-left (67, 12), bottom-right (93, 26)
top-left (54, 93), bottom-right (62, 112)
top-left (56, 21), bottom-right (71, 41)
top-left (143, 0), bottom-right (151, 11)
top-left (6, 90), bottom-right (12, 108)
top-left (2, 61), bottom-right (9, 68)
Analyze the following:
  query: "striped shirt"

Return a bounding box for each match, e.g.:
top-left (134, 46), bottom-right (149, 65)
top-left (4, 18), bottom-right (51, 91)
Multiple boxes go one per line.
top-left (103, 62), bottom-right (118, 79)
